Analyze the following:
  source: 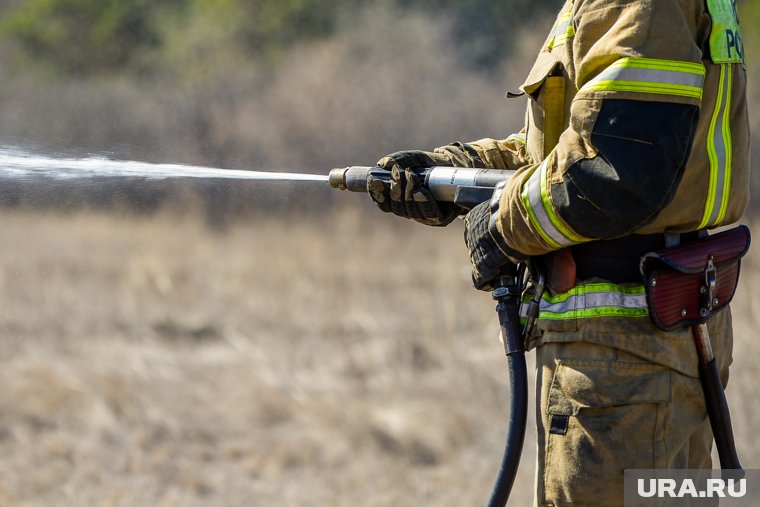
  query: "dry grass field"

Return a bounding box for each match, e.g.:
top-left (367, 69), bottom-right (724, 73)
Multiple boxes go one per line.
top-left (0, 202), bottom-right (758, 507)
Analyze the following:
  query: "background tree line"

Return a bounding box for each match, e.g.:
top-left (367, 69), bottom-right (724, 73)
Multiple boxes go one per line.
top-left (0, 0), bottom-right (757, 223)
top-left (0, 0), bottom-right (553, 75)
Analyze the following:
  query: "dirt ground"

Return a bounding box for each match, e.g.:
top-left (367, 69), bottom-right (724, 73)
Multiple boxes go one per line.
top-left (1, 206), bottom-right (758, 506)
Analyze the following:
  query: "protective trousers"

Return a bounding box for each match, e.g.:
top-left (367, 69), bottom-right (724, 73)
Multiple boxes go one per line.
top-left (532, 309), bottom-right (733, 506)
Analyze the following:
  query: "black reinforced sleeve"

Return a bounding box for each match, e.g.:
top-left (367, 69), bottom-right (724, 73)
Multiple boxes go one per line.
top-left (551, 99), bottom-right (699, 239)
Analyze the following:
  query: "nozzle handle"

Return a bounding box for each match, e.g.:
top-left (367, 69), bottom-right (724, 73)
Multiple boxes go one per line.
top-left (329, 166), bottom-right (514, 207)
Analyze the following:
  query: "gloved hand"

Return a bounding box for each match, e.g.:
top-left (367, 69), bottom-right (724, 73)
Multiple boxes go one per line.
top-left (463, 186), bottom-right (524, 290)
top-left (368, 143), bottom-right (484, 227)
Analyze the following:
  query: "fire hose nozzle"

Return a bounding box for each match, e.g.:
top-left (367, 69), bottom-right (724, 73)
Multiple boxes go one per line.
top-left (329, 165), bottom-right (514, 208)
top-left (328, 166), bottom-right (373, 192)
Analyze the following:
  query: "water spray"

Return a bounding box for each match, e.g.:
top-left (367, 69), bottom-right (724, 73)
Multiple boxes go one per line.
top-left (1, 149), bottom-right (512, 211)
top-left (0, 148), bottom-right (329, 184)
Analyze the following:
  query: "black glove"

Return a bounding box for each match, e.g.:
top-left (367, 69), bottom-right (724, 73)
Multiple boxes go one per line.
top-left (463, 184), bottom-right (524, 290)
top-left (368, 143), bottom-right (484, 227)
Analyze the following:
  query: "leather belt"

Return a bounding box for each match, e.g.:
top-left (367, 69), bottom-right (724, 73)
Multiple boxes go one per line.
top-left (571, 232), bottom-right (701, 284)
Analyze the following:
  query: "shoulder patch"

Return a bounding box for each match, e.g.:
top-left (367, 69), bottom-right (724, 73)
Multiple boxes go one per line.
top-left (706, 0), bottom-right (745, 65)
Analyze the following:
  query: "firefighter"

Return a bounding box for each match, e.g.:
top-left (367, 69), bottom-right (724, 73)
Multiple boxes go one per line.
top-left (367, 0), bottom-right (749, 504)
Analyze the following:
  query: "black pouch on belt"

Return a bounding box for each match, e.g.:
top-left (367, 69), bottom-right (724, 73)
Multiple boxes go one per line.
top-left (639, 225), bottom-right (751, 331)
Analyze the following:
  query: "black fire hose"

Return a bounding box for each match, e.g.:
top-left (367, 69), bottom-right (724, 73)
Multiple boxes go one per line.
top-left (486, 265), bottom-right (529, 507)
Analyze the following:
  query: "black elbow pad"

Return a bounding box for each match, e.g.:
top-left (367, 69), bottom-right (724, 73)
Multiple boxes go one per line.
top-left (552, 99), bottom-right (699, 239)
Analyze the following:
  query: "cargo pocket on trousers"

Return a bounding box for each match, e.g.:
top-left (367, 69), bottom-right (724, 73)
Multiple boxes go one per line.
top-left (543, 359), bottom-right (672, 505)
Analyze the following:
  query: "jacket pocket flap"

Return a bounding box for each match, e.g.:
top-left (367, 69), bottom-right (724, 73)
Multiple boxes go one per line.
top-left (519, 51), bottom-right (559, 97)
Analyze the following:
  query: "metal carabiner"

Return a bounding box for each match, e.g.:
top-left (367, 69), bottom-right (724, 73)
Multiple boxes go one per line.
top-left (701, 255), bottom-right (717, 316)
top-left (522, 270), bottom-right (546, 338)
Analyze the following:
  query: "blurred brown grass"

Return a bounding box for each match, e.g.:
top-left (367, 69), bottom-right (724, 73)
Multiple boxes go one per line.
top-left (0, 207), bottom-right (527, 506)
top-left (0, 208), bottom-right (758, 506)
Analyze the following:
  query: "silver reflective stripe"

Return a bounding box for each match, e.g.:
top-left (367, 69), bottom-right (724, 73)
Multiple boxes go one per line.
top-left (537, 284), bottom-right (650, 320)
top-left (588, 66), bottom-right (705, 91)
top-left (579, 58), bottom-right (706, 101)
top-left (546, 8), bottom-right (574, 50)
top-left (522, 161), bottom-right (575, 249)
top-left (553, 19), bottom-right (572, 40)
top-left (555, 19), bottom-right (572, 33)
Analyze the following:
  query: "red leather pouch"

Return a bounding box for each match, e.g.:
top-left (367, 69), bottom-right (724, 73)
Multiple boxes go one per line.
top-left (639, 225), bottom-right (751, 331)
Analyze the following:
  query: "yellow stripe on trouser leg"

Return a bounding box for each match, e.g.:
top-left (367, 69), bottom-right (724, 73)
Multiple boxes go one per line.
top-left (537, 283), bottom-right (649, 320)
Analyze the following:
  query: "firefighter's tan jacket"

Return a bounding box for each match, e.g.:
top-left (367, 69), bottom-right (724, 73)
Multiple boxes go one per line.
top-left (468, 0), bottom-right (749, 255)
top-left (460, 0), bottom-right (748, 377)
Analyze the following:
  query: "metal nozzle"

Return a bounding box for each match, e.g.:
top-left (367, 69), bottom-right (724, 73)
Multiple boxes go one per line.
top-left (328, 166), bottom-right (374, 192)
top-left (328, 165), bottom-right (514, 206)
top-left (328, 167), bottom-right (350, 190)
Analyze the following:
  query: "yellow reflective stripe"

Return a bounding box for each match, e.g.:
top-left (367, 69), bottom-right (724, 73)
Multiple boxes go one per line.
top-left (717, 66), bottom-right (733, 223)
top-left (546, 9), bottom-right (574, 51)
top-left (620, 58), bottom-right (705, 73)
top-left (507, 133), bottom-right (526, 145)
top-left (522, 163), bottom-right (561, 249)
top-left (542, 283), bottom-right (646, 303)
top-left (702, 65), bottom-right (725, 226)
top-left (699, 63), bottom-right (733, 228)
top-left (580, 58), bottom-right (706, 100)
top-left (538, 283), bottom-right (649, 320)
top-left (538, 161), bottom-right (587, 243)
top-left (541, 306), bottom-right (650, 320)
top-left (521, 161), bottom-right (588, 249)
top-left (584, 81), bottom-right (703, 99)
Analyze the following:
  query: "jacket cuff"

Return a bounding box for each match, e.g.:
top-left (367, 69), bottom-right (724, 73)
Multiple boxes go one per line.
top-left (488, 180), bottom-right (528, 262)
